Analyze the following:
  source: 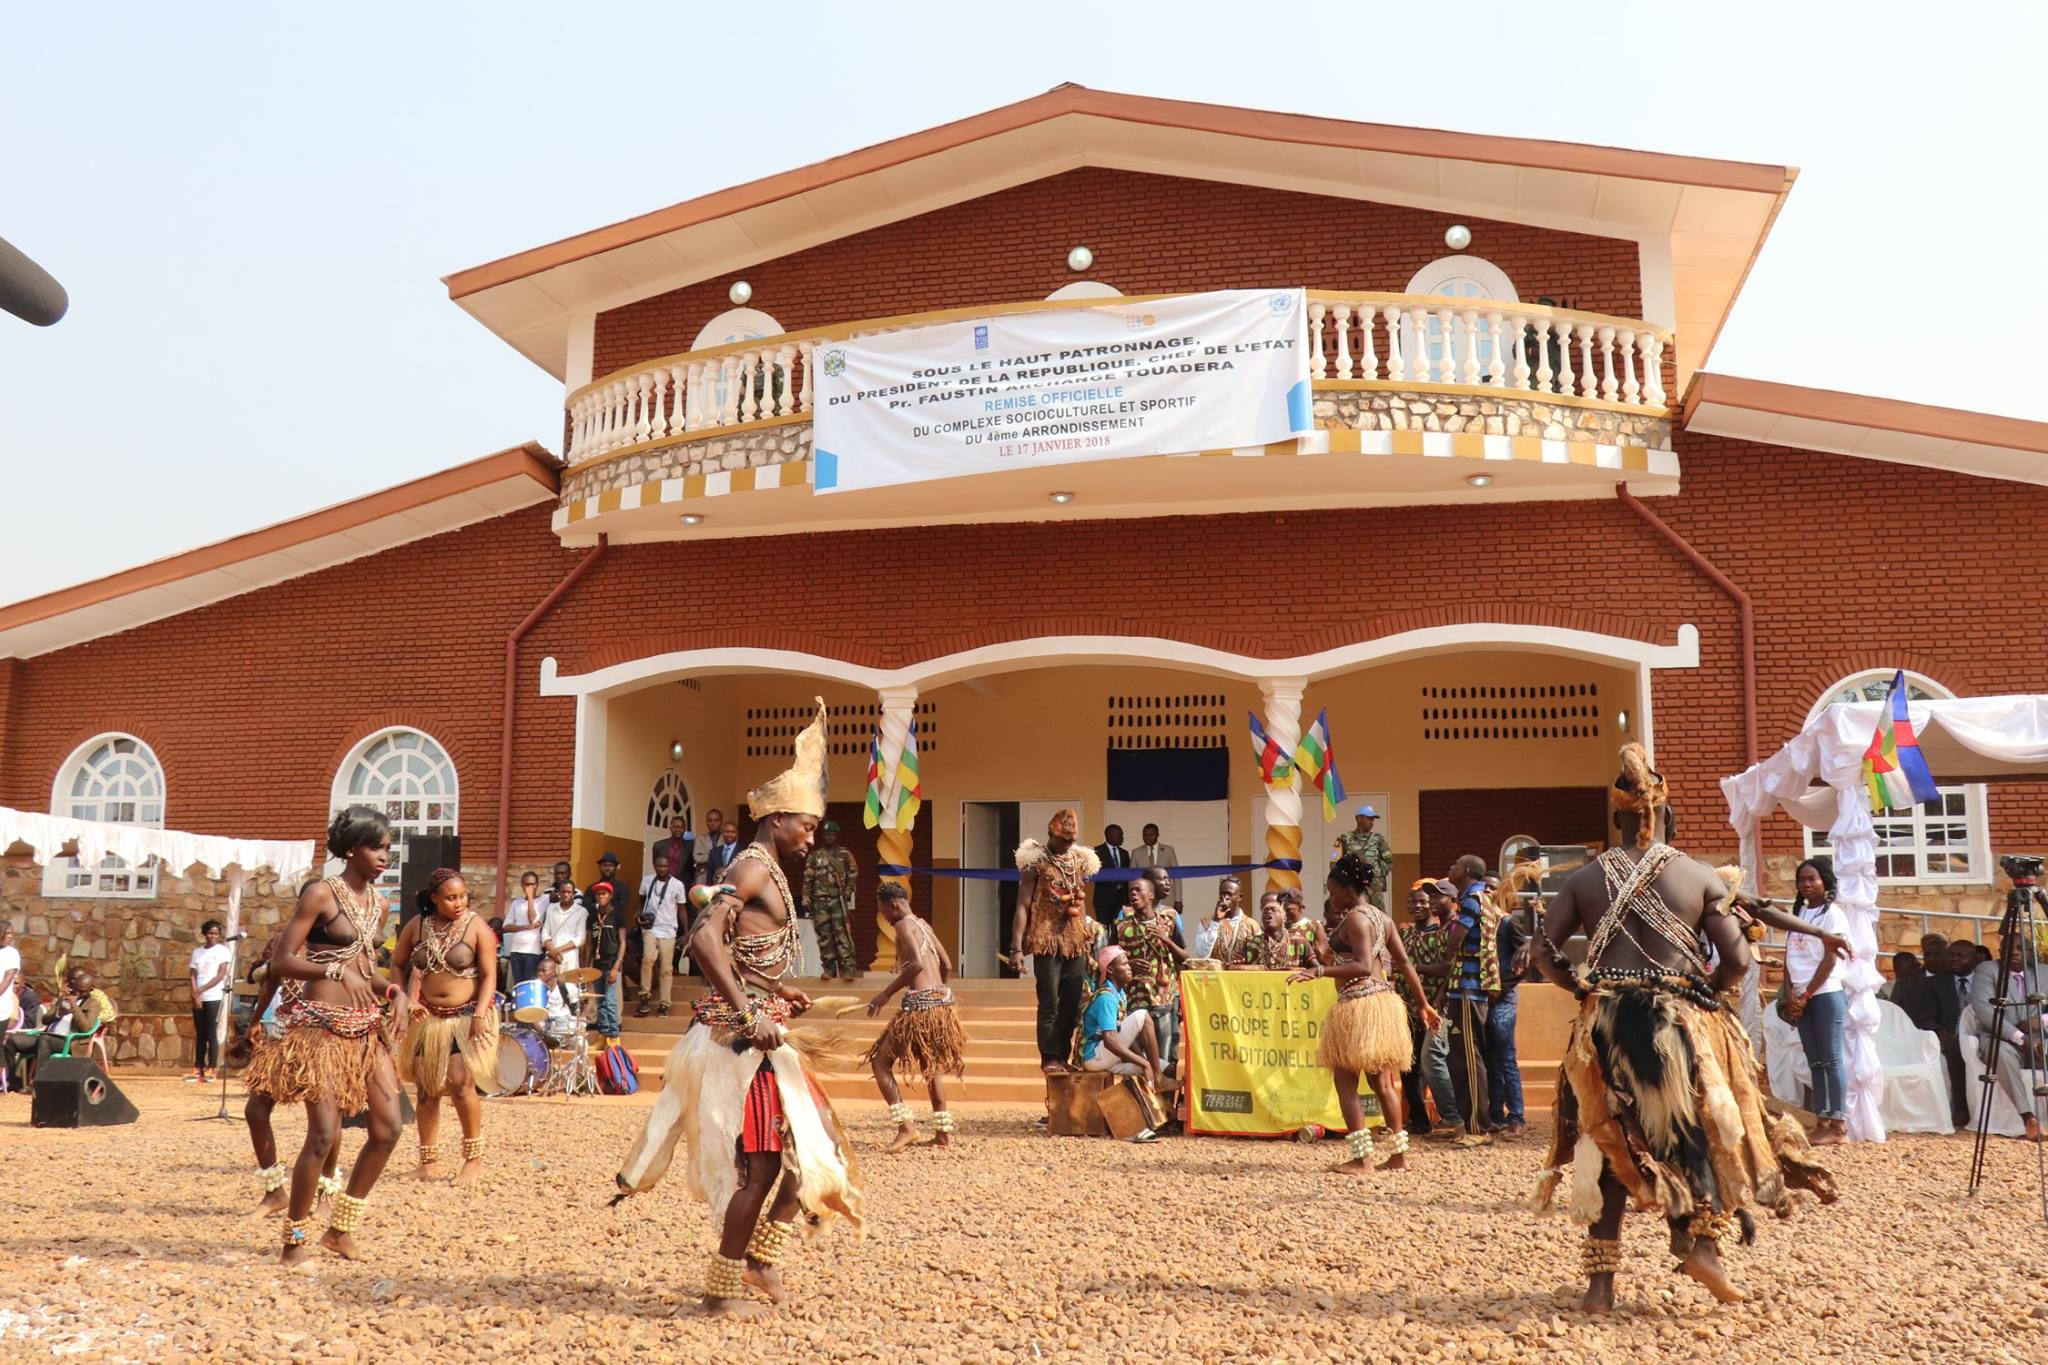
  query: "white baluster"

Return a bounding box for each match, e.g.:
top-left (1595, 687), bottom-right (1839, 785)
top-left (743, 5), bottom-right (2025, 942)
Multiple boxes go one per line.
top-left (666, 364), bottom-right (687, 437)
top-left (1382, 305), bottom-right (1406, 383)
top-left (1485, 310), bottom-right (1509, 388)
top-left (686, 360), bottom-right (707, 430)
top-left (1434, 306), bottom-right (1458, 384)
top-left (774, 343), bottom-right (797, 417)
top-left (1617, 329), bottom-right (1640, 405)
top-left (629, 372), bottom-right (651, 445)
top-left (566, 397), bottom-right (585, 460)
top-left (1510, 312), bottom-right (1532, 392)
top-left (1575, 324), bottom-right (1597, 399)
top-left (1358, 302), bottom-right (1379, 381)
top-left (1458, 309), bottom-right (1480, 385)
top-left (1596, 326), bottom-right (1619, 402)
top-left (1412, 307), bottom-right (1437, 384)
top-left (1641, 334), bottom-right (1667, 408)
top-left (1308, 301), bottom-right (1329, 379)
top-left (797, 341), bottom-right (814, 413)
top-left (594, 383), bottom-right (616, 455)
top-left (718, 355), bottom-right (739, 425)
top-left (1532, 320), bottom-right (1554, 395)
top-left (1330, 303), bottom-right (1353, 380)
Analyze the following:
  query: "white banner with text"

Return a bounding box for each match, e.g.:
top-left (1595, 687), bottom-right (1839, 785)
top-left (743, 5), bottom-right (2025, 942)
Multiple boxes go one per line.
top-left (810, 288), bottom-right (1311, 494)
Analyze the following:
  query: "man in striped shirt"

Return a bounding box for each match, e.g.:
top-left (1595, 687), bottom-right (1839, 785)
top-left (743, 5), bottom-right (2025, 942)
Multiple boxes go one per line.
top-left (1445, 854), bottom-right (1499, 1142)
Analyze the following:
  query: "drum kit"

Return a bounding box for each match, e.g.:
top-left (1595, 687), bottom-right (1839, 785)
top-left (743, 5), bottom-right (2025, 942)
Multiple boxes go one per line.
top-left (491, 966), bottom-right (602, 1098)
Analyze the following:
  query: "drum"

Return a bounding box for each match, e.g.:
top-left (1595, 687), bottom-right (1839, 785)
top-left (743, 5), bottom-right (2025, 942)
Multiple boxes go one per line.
top-left (494, 1025), bottom-right (547, 1095)
top-left (510, 978), bottom-right (550, 1024)
top-left (544, 1013), bottom-right (584, 1048)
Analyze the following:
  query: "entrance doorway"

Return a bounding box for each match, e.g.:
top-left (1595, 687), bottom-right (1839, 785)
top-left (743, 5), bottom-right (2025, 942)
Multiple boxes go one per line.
top-left (959, 799), bottom-right (1082, 978)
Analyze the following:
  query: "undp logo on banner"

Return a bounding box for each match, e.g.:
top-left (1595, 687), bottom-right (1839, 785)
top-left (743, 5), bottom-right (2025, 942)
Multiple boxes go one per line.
top-left (973, 324), bottom-right (989, 351)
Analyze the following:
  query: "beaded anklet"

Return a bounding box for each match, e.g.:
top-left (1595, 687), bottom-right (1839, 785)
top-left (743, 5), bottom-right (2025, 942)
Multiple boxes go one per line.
top-left (1383, 1129), bottom-right (1410, 1157)
top-left (418, 1139), bottom-right (442, 1166)
top-left (461, 1136), bottom-right (486, 1161)
top-left (931, 1110), bottom-right (956, 1134)
top-left (316, 1170), bottom-right (345, 1200)
top-left (1345, 1128), bottom-right (1375, 1161)
top-left (1582, 1237), bottom-right (1623, 1276)
top-left (257, 1163), bottom-right (289, 1194)
top-left (329, 1192), bottom-right (368, 1235)
top-left (886, 1101), bottom-right (913, 1126)
top-left (746, 1219), bottom-right (796, 1268)
top-left (705, 1253), bottom-right (748, 1300)
top-left (1687, 1208), bottom-right (1737, 1244)
top-left (282, 1216), bottom-right (314, 1248)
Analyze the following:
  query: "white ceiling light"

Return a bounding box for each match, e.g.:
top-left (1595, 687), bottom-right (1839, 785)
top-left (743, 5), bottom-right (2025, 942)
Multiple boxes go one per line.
top-left (1444, 224), bottom-right (1472, 250)
top-left (680, 512), bottom-right (705, 525)
top-left (1465, 473), bottom-right (1493, 488)
top-left (728, 280), bottom-right (753, 305)
top-left (1048, 490), bottom-right (1076, 505)
top-left (669, 739), bottom-right (685, 762)
top-left (1065, 246), bottom-right (1094, 272)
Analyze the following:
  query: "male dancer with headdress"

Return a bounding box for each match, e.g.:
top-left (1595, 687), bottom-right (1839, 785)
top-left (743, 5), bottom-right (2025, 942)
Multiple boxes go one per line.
top-left (1529, 743), bottom-right (1834, 1313)
top-left (1009, 809), bottom-right (1103, 1074)
top-left (614, 699), bottom-right (862, 1317)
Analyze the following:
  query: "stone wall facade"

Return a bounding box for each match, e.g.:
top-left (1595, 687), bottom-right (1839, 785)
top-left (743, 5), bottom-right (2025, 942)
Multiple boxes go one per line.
top-left (561, 420), bottom-right (813, 504)
top-left (1316, 389), bottom-right (1672, 448)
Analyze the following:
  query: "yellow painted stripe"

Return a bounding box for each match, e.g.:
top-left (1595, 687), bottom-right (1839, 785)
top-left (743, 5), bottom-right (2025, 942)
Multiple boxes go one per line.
top-left (1621, 445), bottom-right (1649, 472)
top-left (731, 466), bottom-right (758, 494)
top-left (1568, 443), bottom-right (1598, 467)
top-left (1391, 429), bottom-right (1424, 457)
top-left (683, 473), bottom-right (706, 499)
top-left (1450, 433), bottom-right (1484, 459)
top-left (1511, 435), bottom-right (1543, 461)
top-left (1326, 429), bottom-right (1363, 454)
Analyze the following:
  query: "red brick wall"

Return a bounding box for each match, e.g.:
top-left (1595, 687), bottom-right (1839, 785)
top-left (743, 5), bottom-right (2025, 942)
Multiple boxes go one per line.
top-left (1419, 787), bottom-right (1611, 876)
top-left (592, 167), bottom-right (1643, 378)
top-left (7, 432), bottom-right (2048, 876)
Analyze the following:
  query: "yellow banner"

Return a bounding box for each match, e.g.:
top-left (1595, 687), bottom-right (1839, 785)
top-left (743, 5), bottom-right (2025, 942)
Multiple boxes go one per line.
top-left (1181, 969), bottom-right (1383, 1136)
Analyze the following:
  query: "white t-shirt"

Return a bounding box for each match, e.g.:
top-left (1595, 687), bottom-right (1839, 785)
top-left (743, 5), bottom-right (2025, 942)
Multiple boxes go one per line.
top-left (0, 944), bottom-right (20, 1024)
top-left (639, 872), bottom-right (687, 937)
top-left (502, 895), bottom-right (547, 954)
top-left (1786, 902), bottom-right (1849, 996)
top-left (541, 901), bottom-right (588, 972)
top-left (189, 943), bottom-right (235, 1003)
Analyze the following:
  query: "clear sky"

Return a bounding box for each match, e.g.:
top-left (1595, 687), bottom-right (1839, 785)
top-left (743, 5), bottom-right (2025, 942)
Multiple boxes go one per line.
top-left (2, 2), bottom-right (2037, 602)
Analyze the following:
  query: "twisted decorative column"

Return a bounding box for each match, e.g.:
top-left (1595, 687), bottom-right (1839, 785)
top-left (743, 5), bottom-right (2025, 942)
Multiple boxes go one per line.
top-left (1260, 678), bottom-right (1306, 895)
top-left (868, 685), bottom-right (919, 973)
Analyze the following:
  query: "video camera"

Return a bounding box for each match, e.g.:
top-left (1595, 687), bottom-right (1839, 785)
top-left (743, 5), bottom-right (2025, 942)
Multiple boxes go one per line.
top-left (1999, 853), bottom-right (2044, 883)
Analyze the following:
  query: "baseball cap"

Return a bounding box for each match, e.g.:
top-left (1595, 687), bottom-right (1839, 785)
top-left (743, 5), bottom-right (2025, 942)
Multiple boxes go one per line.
top-left (1355, 805), bottom-right (1381, 818)
top-left (1427, 878), bottom-right (1457, 897)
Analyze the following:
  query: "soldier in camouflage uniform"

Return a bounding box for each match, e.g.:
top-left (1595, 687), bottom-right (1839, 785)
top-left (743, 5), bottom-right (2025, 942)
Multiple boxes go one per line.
top-left (803, 819), bottom-right (862, 981)
top-left (1333, 805), bottom-right (1393, 905)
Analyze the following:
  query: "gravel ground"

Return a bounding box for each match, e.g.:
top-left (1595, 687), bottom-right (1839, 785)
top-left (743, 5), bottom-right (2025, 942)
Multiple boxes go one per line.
top-left (3, 1078), bottom-right (2046, 1363)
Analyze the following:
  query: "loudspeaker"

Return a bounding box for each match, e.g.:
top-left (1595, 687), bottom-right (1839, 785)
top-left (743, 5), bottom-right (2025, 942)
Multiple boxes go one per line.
top-left (30, 1057), bottom-right (139, 1128)
top-left (397, 834), bottom-right (461, 926)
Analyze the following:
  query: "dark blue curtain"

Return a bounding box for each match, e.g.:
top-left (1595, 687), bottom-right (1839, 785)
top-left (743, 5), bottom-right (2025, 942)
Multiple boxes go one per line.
top-left (1106, 746), bottom-right (1230, 803)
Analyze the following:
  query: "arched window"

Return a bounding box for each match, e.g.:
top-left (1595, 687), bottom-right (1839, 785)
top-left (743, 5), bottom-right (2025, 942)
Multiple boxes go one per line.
top-left (1045, 281), bottom-right (1122, 301)
top-left (331, 728), bottom-right (459, 899)
top-left (1805, 672), bottom-right (1986, 883)
top-left (644, 769), bottom-right (694, 859)
top-left (690, 307), bottom-right (788, 423)
top-left (47, 734), bottom-right (166, 897)
top-left (1402, 254), bottom-right (1520, 381)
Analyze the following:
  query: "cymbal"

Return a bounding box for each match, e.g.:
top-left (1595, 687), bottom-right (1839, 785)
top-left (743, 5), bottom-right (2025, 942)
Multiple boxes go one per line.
top-left (558, 967), bottom-right (601, 985)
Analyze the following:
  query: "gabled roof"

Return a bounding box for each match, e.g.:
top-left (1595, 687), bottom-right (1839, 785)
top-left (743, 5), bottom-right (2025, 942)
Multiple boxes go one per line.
top-left (445, 84), bottom-right (1795, 386)
top-left (0, 444), bottom-right (561, 660)
top-left (1682, 374), bottom-right (2048, 485)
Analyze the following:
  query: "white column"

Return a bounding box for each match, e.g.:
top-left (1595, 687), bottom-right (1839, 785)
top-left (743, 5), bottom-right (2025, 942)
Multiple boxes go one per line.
top-left (1258, 678), bottom-right (1306, 894)
top-left (870, 685), bottom-right (920, 971)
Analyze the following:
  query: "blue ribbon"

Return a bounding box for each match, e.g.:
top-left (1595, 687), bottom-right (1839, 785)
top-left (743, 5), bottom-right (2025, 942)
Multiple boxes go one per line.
top-left (875, 858), bottom-right (1304, 882)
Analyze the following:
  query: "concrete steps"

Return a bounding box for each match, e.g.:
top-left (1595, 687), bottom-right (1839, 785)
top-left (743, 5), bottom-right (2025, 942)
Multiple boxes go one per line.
top-left (605, 974), bottom-right (1562, 1114)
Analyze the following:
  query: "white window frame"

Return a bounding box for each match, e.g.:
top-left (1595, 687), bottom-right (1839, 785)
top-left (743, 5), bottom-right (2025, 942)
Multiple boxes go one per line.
top-left (1401, 254), bottom-right (1521, 381)
top-left (689, 306), bottom-right (785, 352)
top-left (1804, 671), bottom-right (1988, 885)
top-left (45, 733), bottom-right (166, 898)
top-left (329, 727), bottom-right (460, 900)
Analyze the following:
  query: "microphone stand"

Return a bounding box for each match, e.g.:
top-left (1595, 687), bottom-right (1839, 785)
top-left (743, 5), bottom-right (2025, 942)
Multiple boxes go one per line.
top-left (195, 936), bottom-right (246, 1123)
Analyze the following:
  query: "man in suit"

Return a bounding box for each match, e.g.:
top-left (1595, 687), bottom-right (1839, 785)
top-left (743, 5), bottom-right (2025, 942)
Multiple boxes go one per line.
top-left (1892, 932), bottom-right (1969, 1128)
top-left (650, 815), bottom-right (697, 887)
top-left (697, 819), bottom-right (742, 888)
top-left (1092, 824), bottom-right (1132, 928)
top-left (1132, 824), bottom-right (1181, 914)
top-left (1966, 937), bottom-right (2048, 1144)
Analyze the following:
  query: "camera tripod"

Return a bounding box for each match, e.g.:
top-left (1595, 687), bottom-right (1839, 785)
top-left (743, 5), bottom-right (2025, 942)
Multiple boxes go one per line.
top-left (1964, 865), bottom-right (2048, 1224)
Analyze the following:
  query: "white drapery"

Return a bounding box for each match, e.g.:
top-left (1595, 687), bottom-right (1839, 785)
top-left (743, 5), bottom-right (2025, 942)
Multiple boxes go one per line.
top-left (1722, 694), bottom-right (2048, 1143)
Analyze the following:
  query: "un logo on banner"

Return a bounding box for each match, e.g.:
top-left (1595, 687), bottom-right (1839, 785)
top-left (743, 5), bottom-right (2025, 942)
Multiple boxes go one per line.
top-left (821, 349), bottom-right (846, 377)
top-left (973, 324), bottom-right (989, 350)
top-left (1269, 292), bottom-right (1293, 313)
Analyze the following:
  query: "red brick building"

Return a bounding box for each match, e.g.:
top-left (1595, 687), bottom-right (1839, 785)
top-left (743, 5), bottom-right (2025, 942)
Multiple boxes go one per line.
top-left (5, 88), bottom-right (2044, 1017)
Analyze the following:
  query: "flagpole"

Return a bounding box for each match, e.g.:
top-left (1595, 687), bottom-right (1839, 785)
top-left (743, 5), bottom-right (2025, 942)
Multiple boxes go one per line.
top-left (868, 687), bottom-right (919, 973)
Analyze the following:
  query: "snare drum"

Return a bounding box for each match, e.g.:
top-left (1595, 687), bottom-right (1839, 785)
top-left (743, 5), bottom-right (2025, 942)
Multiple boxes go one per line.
top-left (494, 1024), bottom-right (548, 1095)
top-left (510, 978), bottom-right (550, 1024)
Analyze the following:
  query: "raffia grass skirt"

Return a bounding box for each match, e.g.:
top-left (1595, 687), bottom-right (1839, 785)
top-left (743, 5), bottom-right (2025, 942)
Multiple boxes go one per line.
top-left (398, 1004), bottom-right (501, 1097)
top-left (864, 1003), bottom-right (968, 1080)
top-left (242, 1019), bottom-right (387, 1114)
top-left (1318, 990), bottom-right (1412, 1074)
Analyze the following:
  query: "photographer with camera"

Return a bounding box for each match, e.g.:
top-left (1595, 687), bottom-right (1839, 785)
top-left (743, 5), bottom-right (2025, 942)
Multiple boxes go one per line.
top-left (636, 849), bottom-right (689, 1018)
top-left (1968, 855), bottom-right (2048, 1145)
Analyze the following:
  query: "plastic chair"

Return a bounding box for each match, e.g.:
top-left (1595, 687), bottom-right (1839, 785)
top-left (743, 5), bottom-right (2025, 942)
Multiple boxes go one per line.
top-left (50, 1022), bottom-right (103, 1061)
top-left (1959, 1009), bottom-right (2032, 1138)
top-left (1872, 999), bottom-right (1952, 1133)
top-left (1761, 1001), bottom-right (1810, 1108)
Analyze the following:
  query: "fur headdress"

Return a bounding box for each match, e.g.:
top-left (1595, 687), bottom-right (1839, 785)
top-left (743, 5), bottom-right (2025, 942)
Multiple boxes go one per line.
top-left (1015, 838), bottom-right (1102, 878)
top-left (747, 697), bottom-right (830, 820)
top-left (1610, 742), bottom-right (1669, 849)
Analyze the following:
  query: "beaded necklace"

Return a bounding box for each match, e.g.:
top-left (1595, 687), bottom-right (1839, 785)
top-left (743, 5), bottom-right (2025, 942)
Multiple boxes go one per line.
top-left (280, 876), bottom-right (382, 1009)
top-left (416, 910), bottom-right (478, 979)
top-left (726, 843), bottom-right (801, 981)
